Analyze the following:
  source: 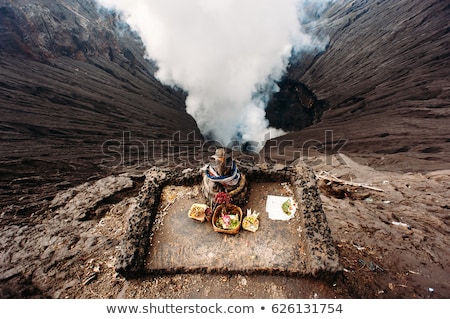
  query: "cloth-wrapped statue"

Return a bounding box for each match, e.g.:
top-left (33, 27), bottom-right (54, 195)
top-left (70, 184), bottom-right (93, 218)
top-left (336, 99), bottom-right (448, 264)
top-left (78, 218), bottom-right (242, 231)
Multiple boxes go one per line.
top-left (201, 148), bottom-right (248, 205)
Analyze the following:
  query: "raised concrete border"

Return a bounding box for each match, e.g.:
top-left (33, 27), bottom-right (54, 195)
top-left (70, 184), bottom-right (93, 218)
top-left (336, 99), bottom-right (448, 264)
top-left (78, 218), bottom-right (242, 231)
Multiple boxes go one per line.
top-left (115, 162), bottom-right (340, 278)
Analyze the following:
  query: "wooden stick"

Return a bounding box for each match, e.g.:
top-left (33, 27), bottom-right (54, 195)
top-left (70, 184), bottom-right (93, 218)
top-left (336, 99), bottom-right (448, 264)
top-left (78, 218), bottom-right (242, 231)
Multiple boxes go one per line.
top-left (317, 171), bottom-right (384, 192)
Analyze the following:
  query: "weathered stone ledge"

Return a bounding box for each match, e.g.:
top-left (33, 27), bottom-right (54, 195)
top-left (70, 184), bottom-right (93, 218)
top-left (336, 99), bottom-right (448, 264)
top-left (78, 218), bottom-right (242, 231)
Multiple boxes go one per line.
top-left (115, 163), bottom-right (341, 278)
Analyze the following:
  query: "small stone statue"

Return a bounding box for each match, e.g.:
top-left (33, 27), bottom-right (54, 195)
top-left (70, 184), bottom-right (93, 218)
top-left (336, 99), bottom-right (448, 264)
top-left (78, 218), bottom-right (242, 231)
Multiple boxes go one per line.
top-left (201, 148), bottom-right (248, 206)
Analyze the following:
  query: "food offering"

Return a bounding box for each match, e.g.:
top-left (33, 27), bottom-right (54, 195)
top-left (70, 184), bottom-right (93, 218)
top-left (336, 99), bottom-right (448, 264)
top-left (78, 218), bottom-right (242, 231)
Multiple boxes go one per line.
top-left (188, 192), bottom-right (257, 235)
top-left (281, 198), bottom-right (297, 216)
top-left (242, 209), bottom-right (259, 232)
top-left (212, 203), bottom-right (243, 234)
top-left (188, 203), bottom-right (208, 222)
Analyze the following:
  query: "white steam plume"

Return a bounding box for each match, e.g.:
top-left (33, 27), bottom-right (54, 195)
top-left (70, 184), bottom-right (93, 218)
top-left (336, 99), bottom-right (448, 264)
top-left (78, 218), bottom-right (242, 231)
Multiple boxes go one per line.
top-left (97, 0), bottom-right (333, 148)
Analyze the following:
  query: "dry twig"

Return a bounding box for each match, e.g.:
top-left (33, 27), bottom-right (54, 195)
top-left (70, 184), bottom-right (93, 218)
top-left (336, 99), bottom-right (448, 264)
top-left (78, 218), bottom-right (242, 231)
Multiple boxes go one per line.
top-left (317, 171), bottom-right (384, 192)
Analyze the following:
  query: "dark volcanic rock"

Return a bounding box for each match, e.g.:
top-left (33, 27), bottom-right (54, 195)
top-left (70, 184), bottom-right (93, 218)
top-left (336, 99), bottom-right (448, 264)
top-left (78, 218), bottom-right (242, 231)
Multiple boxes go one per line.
top-left (278, 0), bottom-right (450, 172)
top-left (1, 0), bottom-right (123, 60)
top-left (265, 78), bottom-right (328, 132)
top-left (0, 0), bottom-right (202, 212)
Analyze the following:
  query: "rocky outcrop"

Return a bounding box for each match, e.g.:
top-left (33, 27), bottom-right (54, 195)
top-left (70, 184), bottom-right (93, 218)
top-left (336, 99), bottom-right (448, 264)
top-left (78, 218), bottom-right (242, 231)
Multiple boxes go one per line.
top-left (0, 174), bottom-right (139, 298)
top-left (1, 0), bottom-right (128, 60)
top-left (265, 78), bottom-right (329, 131)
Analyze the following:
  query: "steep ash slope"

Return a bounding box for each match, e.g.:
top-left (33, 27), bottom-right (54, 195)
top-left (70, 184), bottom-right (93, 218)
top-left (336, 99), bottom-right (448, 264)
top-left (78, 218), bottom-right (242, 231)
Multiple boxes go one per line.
top-left (277, 0), bottom-right (449, 172)
top-left (0, 0), bottom-right (201, 212)
top-left (1, 0), bottom-right (448, 218)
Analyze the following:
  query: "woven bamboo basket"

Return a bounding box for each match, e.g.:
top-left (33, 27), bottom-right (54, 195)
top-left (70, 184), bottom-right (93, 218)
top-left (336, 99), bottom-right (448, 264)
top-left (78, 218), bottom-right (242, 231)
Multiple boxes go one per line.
top-left (212, 204), bottom-right (243, 234)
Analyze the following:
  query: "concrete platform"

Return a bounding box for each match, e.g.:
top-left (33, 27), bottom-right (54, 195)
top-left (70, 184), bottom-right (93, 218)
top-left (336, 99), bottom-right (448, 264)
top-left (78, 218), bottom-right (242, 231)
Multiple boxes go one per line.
top-left (146, 182), bottom-right (308, 275)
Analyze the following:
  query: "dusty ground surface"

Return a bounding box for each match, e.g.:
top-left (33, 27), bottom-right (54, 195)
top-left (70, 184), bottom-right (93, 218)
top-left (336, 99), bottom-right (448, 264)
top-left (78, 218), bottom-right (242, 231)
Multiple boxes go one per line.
top-left (0, 0), bottom-right (448, 299)
top-left (1, 152), bottom-right (448, 299)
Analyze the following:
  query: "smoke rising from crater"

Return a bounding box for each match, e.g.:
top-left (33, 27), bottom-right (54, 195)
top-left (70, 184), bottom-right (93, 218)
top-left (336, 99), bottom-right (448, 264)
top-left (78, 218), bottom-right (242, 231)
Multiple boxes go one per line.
top-left (97, 0), bottom-right (333, 148)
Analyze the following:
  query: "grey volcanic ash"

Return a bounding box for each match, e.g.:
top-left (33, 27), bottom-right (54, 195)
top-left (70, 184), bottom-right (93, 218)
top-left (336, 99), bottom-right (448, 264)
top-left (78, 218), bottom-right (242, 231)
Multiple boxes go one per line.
top-left (0, 0), bottom-right (449, 300)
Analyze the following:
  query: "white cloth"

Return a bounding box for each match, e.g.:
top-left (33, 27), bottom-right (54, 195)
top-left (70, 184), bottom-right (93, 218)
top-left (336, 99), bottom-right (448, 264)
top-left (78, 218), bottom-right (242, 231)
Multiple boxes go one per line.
top-left (205, 161), bottom-right (240, 186)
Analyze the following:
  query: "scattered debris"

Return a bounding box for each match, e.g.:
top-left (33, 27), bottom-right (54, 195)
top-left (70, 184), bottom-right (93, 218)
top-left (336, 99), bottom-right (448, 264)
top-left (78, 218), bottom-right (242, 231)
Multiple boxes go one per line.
top-left (392, 221), bottom-right (412, 230)
top-left (358, 259), bottom-right (384, 272)
top-left (352, 243), bottom-right (366, 251)
top-left (82, 273), bottom-right (97, 286)
top-left (317, 171), bottom-right (384, 192)
top-left (388, 283), bottom-right (408, 290)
